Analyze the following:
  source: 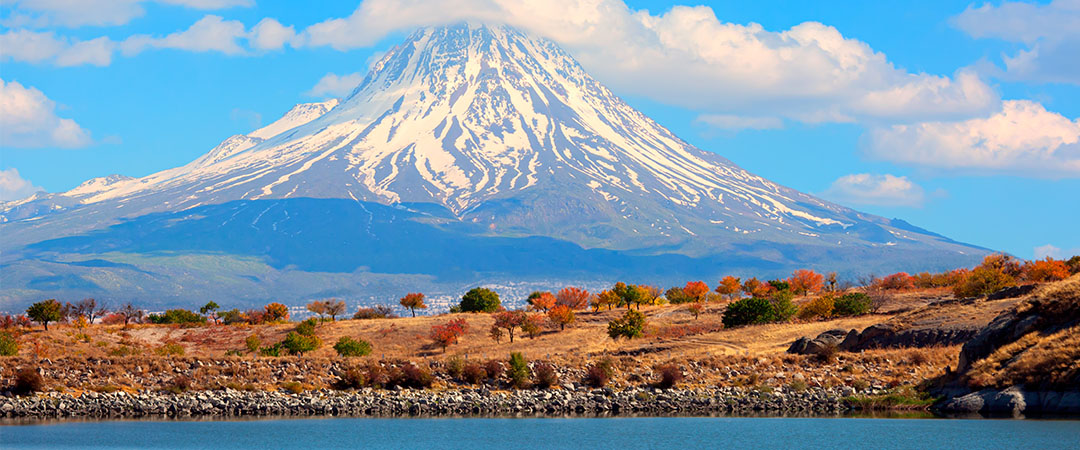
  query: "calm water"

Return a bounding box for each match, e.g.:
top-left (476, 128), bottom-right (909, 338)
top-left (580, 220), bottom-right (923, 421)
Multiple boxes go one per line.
top-left (2, 417), bottom-right (1079, 449)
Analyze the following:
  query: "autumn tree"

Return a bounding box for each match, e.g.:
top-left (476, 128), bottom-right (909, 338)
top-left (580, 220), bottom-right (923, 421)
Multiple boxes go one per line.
top-left (715, 276), bottom-right (742, 300)
top-left (306, 300), bottom-right (327, 319)
top-left (522, 313), bottom-right (544, 339)
top-left (325, 299), bottom-right (346, 321)
top-left (399, 293), bottom-right (428, 317)
top-left (547, 304), bottom-right (575, 330)
top-left (69, 298), bottom-right (106, 324)
top-left (460, 288), bottom-right (501, 313)
top-left (665, 286), bottom-right (691, 304)
top-left (1023, 257), bottom-right (1070, 282)
top-left (528, 291), bottom-right (556, 312)
top-left (493, 310), bottom-right (527, 343)
top-left (741, 277), bottom-right (774, 298)
top-left (556, 287), bottom-right (590, 310)
top-left (431, 318), bottom-right (468, 352)
top-left (264, 302), bottom-right (290, 322)
top-left (26, 299), bottom-right (63, 331)
top-left (687, 302), bottom-right (704, 319)
top-left (683, 281), bottom-right (709, 303)
top-left (875, 272), bottom-right (915, 291)
top-left (787, 269), bottom-right (824, 295)
top-left (592, 290), bottom-right (618, 311)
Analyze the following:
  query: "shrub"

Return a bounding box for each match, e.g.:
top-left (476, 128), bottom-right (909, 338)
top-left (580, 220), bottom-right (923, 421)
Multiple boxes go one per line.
top-left (400, 364), bottom-right (434, 389)
top-left (484, 360), bottom-right (504, 381)
top-left (147, 309), bottom-right (206, 325)
top-left (722, 297), bottom-right (774, 327)
top-left (353, 305), bottom-right (397, 320)
top-left (686, 302), bottom-right (704, 319)
top-left (171, 375), bottom-right (192, 393)
top-left (339, 367), bottom-right (366, 389)
top-left (953, 266), bottom-right (1016, 298)
top-left (446, 356), bottom-right (466, 379)
top-left (156, 342), bottom-right (186, 356)
top-left (875, 272), bottom-right (915, 291)
top-left (770, 291), bottom-right (798, 322)
top-left (13, 368), bottom-right (44, 395)
top-left (522, 313), bottom-right (544, 339)
top-left (431, 318), bottom-right (468, 351)
top-left (259, 344), bottom-right (282, 357)
top-left (463, 363), bottom-right (487, 385)
top-left (607, 310), bottom-right (646, 340)
top-left (833, 292), bottom-right (872, 316)
top-left (245, 334), bottom-right (261, 354)
top-left (295, 318), bottom-right (318, 336)
top-left (459, 287), bottom-right (501, 313)
top-left (0, 331), bottom-right (18, 356)
top-left (797, 294), bottom-right (835, 320)
top-left (364, 363), bottom-right (390, 388)
top-left (655, 364), bottom-right (683, 389)
top-left (1067, 256), bottom-right (1080, 275)
top-left (507, 352), bottom-right (531, 389)
top-left (281, 381), bottom-right (304, 394)
top-left (533, 362), bottom-right (558, 389)
top-left (26, 299), bottom-right (63, 330)
top-left (1023, 257), bottom-right (1070, 282)
top-left (281, 332), bottom-right (321, 355)
top-left (333, 336), bottom-right (373, 357)
top-left (585, 358), bottom-right (616, 388)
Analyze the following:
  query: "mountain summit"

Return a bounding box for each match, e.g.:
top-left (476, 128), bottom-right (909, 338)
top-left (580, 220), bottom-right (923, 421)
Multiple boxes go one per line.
top-left (0, 24), bottom-right (987, 308)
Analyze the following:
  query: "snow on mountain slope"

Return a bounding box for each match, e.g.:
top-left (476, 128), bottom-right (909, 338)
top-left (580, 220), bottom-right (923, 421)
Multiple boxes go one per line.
top-left (2, 23), bottom-right (981, 257)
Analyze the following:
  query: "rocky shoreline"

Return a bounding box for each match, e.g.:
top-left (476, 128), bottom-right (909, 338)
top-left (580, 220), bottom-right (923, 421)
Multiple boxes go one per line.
top-left (1, 385), bottom-right (857, 419)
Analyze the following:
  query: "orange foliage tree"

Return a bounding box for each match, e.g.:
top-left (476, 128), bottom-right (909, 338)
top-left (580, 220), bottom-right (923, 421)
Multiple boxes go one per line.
top-left (528, 292), bottom-right (557, 312)
top-left (788, 269), bottom-right (824, 295)
top-left (1023, 257), bottom-right (1070, 282)
top-left (547, 304), bottom-right (575, 330)
top-left (875, 272), bottom-right (915, 291)
top-left (683, 281), bottom-right (709, 302)
top-left (263, 302), bottom-right (289, 322)
top-left (715, 276), bottom-right (742, 300)
top-left (430, 318), bottom-right (468, 352)
top-left (592, 290), bottom-right (619, 311)
top-left (399, 293), bottom-right (428, 317)
top-left (556, 287), bottom-right (590, 310)
top-left (741, 277), bottom-right (774, 298)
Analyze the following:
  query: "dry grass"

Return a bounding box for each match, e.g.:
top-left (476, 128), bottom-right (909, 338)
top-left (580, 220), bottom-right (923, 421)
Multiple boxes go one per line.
top-left (965, 325), bottom-right (1080, 390)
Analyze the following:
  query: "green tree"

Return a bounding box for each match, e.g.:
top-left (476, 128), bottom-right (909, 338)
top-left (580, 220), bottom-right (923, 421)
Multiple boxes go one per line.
top-left (508, 352), bottom-right (531, 389)
top-left (26, 299), bottom-right (63, 330)
top-left (199, 301), bottom-right (220, 324)
top-left (607, 309), bottom-right (646, 340)
top-left (460, 287), bottom-right (501, 313)
top-left (333, 336), bottom-right (373, 357)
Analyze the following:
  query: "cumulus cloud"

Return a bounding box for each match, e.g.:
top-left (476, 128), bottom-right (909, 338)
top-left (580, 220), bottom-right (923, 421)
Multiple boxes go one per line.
top-left (0, 79), bottom-right (93, 148)
top-left (121, 15), bottom-right (248, 56)
top-left (294, 0), bottom-right (998, 124)
top-left (305, 72), bottom-right (365, 98)
top-left (0, 168), bottom-right (45, 202)
top-left (2, 0), bottom-right (253, 28)
top-left (821, 173), bottom-right (928, 207)
top-left (1034, 244), bottom-right (1080, 259)
top-left (862, 100), bottom-right (1080, 177)
top-left (953, 0), bottom-right (1080, 84)
top-left (248, 18), bottom-right (296, 51)
top-left (0, 29), bottom-right (115, 66)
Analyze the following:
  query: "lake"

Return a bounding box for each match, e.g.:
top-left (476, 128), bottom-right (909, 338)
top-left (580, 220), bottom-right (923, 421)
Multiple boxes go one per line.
top-left (2, 416), bottom-right (1079, 449)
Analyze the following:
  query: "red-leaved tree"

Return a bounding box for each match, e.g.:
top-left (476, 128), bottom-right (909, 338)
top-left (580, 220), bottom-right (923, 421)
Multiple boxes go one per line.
top-left (430, 318), bottom-right (468, 352)
top-left (683, 281), bottom-right (709, 302)
top-left (556, 287), bottom-right (590, 310)
top-left (788, 269), bottom-right (824, 295)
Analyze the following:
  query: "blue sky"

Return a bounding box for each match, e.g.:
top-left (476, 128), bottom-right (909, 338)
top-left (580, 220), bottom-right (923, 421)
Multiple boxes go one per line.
top-left (1, 0), bottom-right (1078, 259)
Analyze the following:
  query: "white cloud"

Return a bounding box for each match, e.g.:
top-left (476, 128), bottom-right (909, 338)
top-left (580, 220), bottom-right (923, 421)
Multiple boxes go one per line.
top-left (248, 18), bottom-right (296, 51)
top-left (306, 72), bottom-right (365, 98)
top-left (295, 0), bottom-right (998, 124)
top-left (0, 78), bottom-right (93, 148)
top-left (695, 114), bottom-right (782, 131)
top-left (821, 173), bottom-right (928, 207)
top-left (954, 0), bottom-right (1080, 84)
top-left (862, 100), bottom-right (1080, 177)
top-left (0, 168), bottom-right (45, 202)
top-left (0, 29), bottom-right (116, 67)
top-left (121, 15), bottom-right (248, 56)
top-left (1034, 244), bottom-right (1080, 259)
top-left (3, 0), bottom-right (253, 28)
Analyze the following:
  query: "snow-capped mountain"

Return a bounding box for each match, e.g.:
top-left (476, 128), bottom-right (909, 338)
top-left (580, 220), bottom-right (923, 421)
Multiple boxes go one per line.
top-left (0, 23), bottom-right (987, 308)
